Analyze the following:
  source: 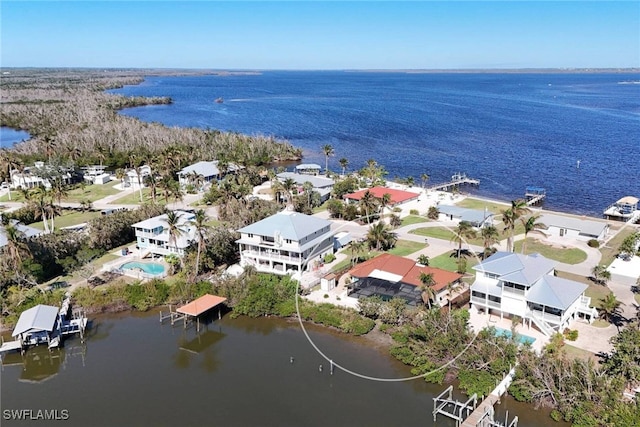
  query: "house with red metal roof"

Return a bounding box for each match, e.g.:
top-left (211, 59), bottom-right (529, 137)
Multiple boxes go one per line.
top-left (343, 186), bottom-right (420, 206)
top-left (348, 253), bottom-right (463, 307)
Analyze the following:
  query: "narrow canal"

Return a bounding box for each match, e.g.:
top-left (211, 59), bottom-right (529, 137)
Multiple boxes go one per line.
top-left (1, 311), bottom-right (565, 426)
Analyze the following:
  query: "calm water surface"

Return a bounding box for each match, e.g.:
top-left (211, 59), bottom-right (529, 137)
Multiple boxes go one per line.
top-left (0, 127), bottom-right (30, 148)
top-left (1, 312), bottom-right (564, 427)
top-left (109, 71), bottom-right (640, 217)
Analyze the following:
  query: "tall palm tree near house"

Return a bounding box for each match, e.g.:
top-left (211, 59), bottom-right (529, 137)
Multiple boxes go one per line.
top-left (348, 239), bottom-right (366, 267)
top-left (115, 168), bottom-right (126, 189)
top-left (129, 151), bottom-right (147, 203)
top-left (339, 157), bottom-right (349, 177)
top-left (322, 144), bottom-right (334, 174)
top-left (520, 214), bottom-right (548, 254)
top-left (599, 293), bottom-right (622, 325)
top-left (144, 174), bottom-right (158, 203)
top-left (379, 193), bottom-right (392, 220)
top-left (359, 190), bottom-right (379, 224)
top-left (501, 199), bottom-right (531, 252)
top-left (481, 225), bottom-right (500, 259)
top-left (42, 135), bottom-right (57, 163)
top-left (445, 281), bottom-right (462, 309)
top-left (405, 176), bottom-right (415, 189)
top-left (188, 209), bottom-right (209, 278)
top-left (162, 211), bottom-right (187, 260)
top-left (366, 222), bottom-right (397, 251)
top-left (49, 176), bottom-right (68, 207)
top-left (281, 177), bottom-right (297, 207)
top-left (1, 222), bottom-right (30, 272)
top-left (451, 221), bottom-right (477, 258)
top-left (418, 272), bottom-right (436, 309)
top-left (421, 173), bottom-right (430, 190)
top-left (592, 264), bottom-right (612, 286)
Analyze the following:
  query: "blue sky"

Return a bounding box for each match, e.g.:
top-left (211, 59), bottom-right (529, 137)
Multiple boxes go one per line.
top-left (1, 1), bottom-right (638, 69)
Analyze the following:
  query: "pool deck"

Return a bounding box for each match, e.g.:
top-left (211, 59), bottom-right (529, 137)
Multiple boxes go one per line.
top-left (468, 308), bottom-right (549, 353)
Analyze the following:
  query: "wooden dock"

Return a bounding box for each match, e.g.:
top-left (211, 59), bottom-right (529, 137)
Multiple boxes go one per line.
top-left (525, 186), bottom-right (546, 206)
top-left (428, 173), bottom-right (480, 192)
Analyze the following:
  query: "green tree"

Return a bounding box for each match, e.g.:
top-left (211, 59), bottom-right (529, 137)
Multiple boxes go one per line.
top-left (480, 225), bottom-right (500, 259)
top-left (427, 206), bottom-right (439, 220)
top-left (162, 211), bottom-right (187, 258)
top-left (322, 144), bottom-right (334, 174)
top-left (421, 173), bottom-right (430, 189)
top-left (604, 325), bottom-right (640, 388)
top-left (418, 272), bottom-right (436, 309)
top-left (366, 222), bottom-right (397, 251)
top-left (359, 190), bottom-right (379, 224)
top-left (520, 214), bottom-right (547, 254)
top-left (339, 157), bottom-right (349, 176)
top-left (501, 199), bottom-right (531, 252)
top-left (188, 209), bottom-right (209, 279)
top-left (599, 293), bottom-right (623, 324)
top-left (417, 254), bottom-right (430, 266)
top-left (0, 222), bottom-right (30, 272)
top-left (592, 264), bottom-right (612, 285)
top-left (451, 221), bottom-right (477, 258)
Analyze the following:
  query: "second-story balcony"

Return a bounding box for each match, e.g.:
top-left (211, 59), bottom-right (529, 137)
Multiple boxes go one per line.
top-left (242, 249), bottom-right (303, 265)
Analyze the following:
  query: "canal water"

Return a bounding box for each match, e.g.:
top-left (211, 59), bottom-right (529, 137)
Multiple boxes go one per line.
top-left (1, 311), bottom-right (564, 426)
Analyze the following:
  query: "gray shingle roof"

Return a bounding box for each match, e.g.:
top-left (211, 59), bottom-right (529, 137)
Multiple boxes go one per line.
top-left (237, 211), bottom-right (331, 241)
top-left (526, 275), bottom-right (587, 310)
top-left (12, 305), bottom-right (59, 337)
top-left (539, 213), bottom-right (608, 237)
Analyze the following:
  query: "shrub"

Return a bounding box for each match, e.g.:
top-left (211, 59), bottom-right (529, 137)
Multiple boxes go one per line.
top-left (587, 239), bottom-right (600, 248)
top-left (564, 329), bottom-right (579, 341)
top-left (409, 209), bottom-right (419, 215)
top-left (323, 253), bottom-right (336, 263)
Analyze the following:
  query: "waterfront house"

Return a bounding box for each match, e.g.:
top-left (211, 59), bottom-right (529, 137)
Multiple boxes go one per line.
top-left (177, 160), bottom-right (242, 189)
top-left (295, 163), bottom-right (322, 175)
top-left (348, 253), bottom-right (463, 306)
top-left (538, 213), bottom-right (609, 241)
top-left (132, 210), bottom-right (196, 257)
top-left (470, 252), bottom-right (598, 336)
top-left (9, 162), bottom-right (72, 190)
top-left (275, 172), bottom-right (335, 202)
top-left (604, 196), bottom-right (640, 222)
top-left (236, 211), bottom-right (335, 277)
top-left (437, 205), bottom-right (494, 228)
top-left (123, 165), bottom-right (151, 189)
top-left (344, 186), bottom-right (420, 207)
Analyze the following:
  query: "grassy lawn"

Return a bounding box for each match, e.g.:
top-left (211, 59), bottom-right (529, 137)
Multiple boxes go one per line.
top-left (55, 242), bottom-right (132, 284)
top-left (514, 238), bottom-right (587, 264)
top-left (429, 252), bottom-right (478, 274)
top-left (591, 319), bottom-right (610, 328)
top-left (63, 184), bottom-right (121, 202)
top-left (330, 257), bottom-right (353, 273)
top-left (401, 215), bottom-right (430, 227)
top-left (455, 197), bottom-right (509, 214)
top-left (387, 239), bottom-right (425, 257)
top-left (30, 210), bottom-right (102, 230)
top-left (312, 201), bottom-right (329, 214)
top-left (635, 294), bottom-right (640, 305)
top-left (410, 227), bottom-right (457, 241)
top-left (109, 188), bottom-right (160, 205)
top-left (600, 227), bottom-right (637, 267)
top-left (563, 344), bottom-right (600, 364)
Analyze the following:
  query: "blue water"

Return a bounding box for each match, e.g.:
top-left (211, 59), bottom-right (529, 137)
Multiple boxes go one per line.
top-left (109, 71), bottom-right (640, 216)
top-left (120, 261), bottom-right (165, 276)
top-left (493, 327), bottom-right (536, 345)
top-left (0, 127), bottom-right (30, 148)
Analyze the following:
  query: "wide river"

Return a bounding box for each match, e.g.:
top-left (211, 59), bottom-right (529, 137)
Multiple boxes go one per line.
top-left (1, 311), bottom-right (565, 427)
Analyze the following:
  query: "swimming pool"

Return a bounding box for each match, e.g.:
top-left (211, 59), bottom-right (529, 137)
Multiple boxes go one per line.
top-left (120, 261), bottom-right (166, 276)
top-left (492, 327), bottom-right (536, 345)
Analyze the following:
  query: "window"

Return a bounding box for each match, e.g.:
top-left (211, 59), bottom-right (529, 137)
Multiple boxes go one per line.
top-left (248, 233), bottom-right (254, 238)
top-left (285, 239), bottom-right (292, 244)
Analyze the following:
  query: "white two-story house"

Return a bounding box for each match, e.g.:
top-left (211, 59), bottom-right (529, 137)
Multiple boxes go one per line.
top-left (236, 211), bottom-right (335, 277)
top-left (132, 210), bottom-right (196, 257)
top-left (470, 252), bottom-right (598, 336)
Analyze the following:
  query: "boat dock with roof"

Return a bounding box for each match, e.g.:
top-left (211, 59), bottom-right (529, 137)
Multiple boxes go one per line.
top-left (525, 186), bottom-right (546, 206)
top-left (160, 294), bottom-right (227, 331)
top-left (604, 196), bottom-right (640, 223)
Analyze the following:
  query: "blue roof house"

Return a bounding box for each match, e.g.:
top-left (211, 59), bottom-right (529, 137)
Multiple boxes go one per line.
top-left (236, 211), bottom-right (335, 278)
top-left (470, 252), bottom-right (598, 336)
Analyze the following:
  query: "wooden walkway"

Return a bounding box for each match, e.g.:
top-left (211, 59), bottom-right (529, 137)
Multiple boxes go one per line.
top-left (461, 395), bottom-right (500, 427)
top-left (428, 173), bottom-right (480, 192)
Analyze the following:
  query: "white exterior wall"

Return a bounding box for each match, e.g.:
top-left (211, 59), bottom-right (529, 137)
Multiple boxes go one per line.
top-left (500, 292), bottom-right (528, 317)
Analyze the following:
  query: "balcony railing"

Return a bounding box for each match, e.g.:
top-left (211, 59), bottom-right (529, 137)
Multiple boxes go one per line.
top-left (530, 309), bottom-right (561, 324)
top-left (242, 250), bottom-right (303, 264)
top-left (136, 231), bottom-right (166, 239)
top-left (502, 286), bottom-right (526, 296)
top-left (470, 296), bottom-right (501, 309)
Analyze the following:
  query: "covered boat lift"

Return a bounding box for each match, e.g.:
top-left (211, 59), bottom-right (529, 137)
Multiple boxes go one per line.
top-left (160, 294), bottom-right (227, 331)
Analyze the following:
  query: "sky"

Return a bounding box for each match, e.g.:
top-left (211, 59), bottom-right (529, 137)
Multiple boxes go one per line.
top-left (1, 1), bottom-right (639, 70)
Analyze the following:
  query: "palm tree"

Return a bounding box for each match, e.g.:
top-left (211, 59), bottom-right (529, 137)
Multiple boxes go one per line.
top-left (501, 199), bottom-right (531, 252)
top-left (349, 239), bottom-right (366, 267)
top-left (366, 222), bottom-right (397, 251)
top-left (592, 264), bottom-right (612, 285)
top-left (405, 176), bottom-right (415, 189)
top-left (0, 149), bottom-right (20, 201)
top-left (418, 272), bottom-right (436, 309)
top-left (0, 222), bottom-right (30, 272)
top-left (339, 157), bottom-right (349, 177)
top-left (480, 225), bottom-right (500, 259)
top-left (359, 190), bottom-right (378, 224)
top-left (421, 173), bottom-right (430, 190)
top-left (188, 209), bottom-right (209, 278)
top-left (599, 293), bottom-right (622, 324)
top-left (115, 168), bottom-right (126, 189)
top-left (322, 144), bottom-right (334, 174)
top-left (162, 211), bottom-right (187, 259)
top-left (379, 193), bottom-right (392, 220)
top-left (446, 281), bottom-right (462, 309)
top-left (451, 221), bottom-right (477, 258)
top-left (417, 254), bottom-right (430, 266)
top-left (144, 173), bottom-right (158, 203)
top-left (520, 214), bottom-right (547, 254)
top-left (49, 176), bottom-right (68, 206)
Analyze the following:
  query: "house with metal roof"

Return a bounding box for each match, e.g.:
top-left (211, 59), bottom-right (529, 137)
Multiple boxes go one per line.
top-left (538, 213), bottom-right (609, 241)
top-left (348, 253), bottom-right (463, 306)
top-left (437, 205), bottom-right (494, 228)
top-left (0, 220), bottom-right (42, 248)
top-left (295, 164), bottom-right (322, 175)
top-left (177, 160), bottom-right (242, 189)
top-left (236, 211), bottom-right (335, 277)
top-left (12, 305), bottom-right (61, 347)
top-left (131, 210), bottom-right (196, 257)
top-left (470, 252), bottom-right (598, 336)
top-left (276, 172), bottom-right (335, 202)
